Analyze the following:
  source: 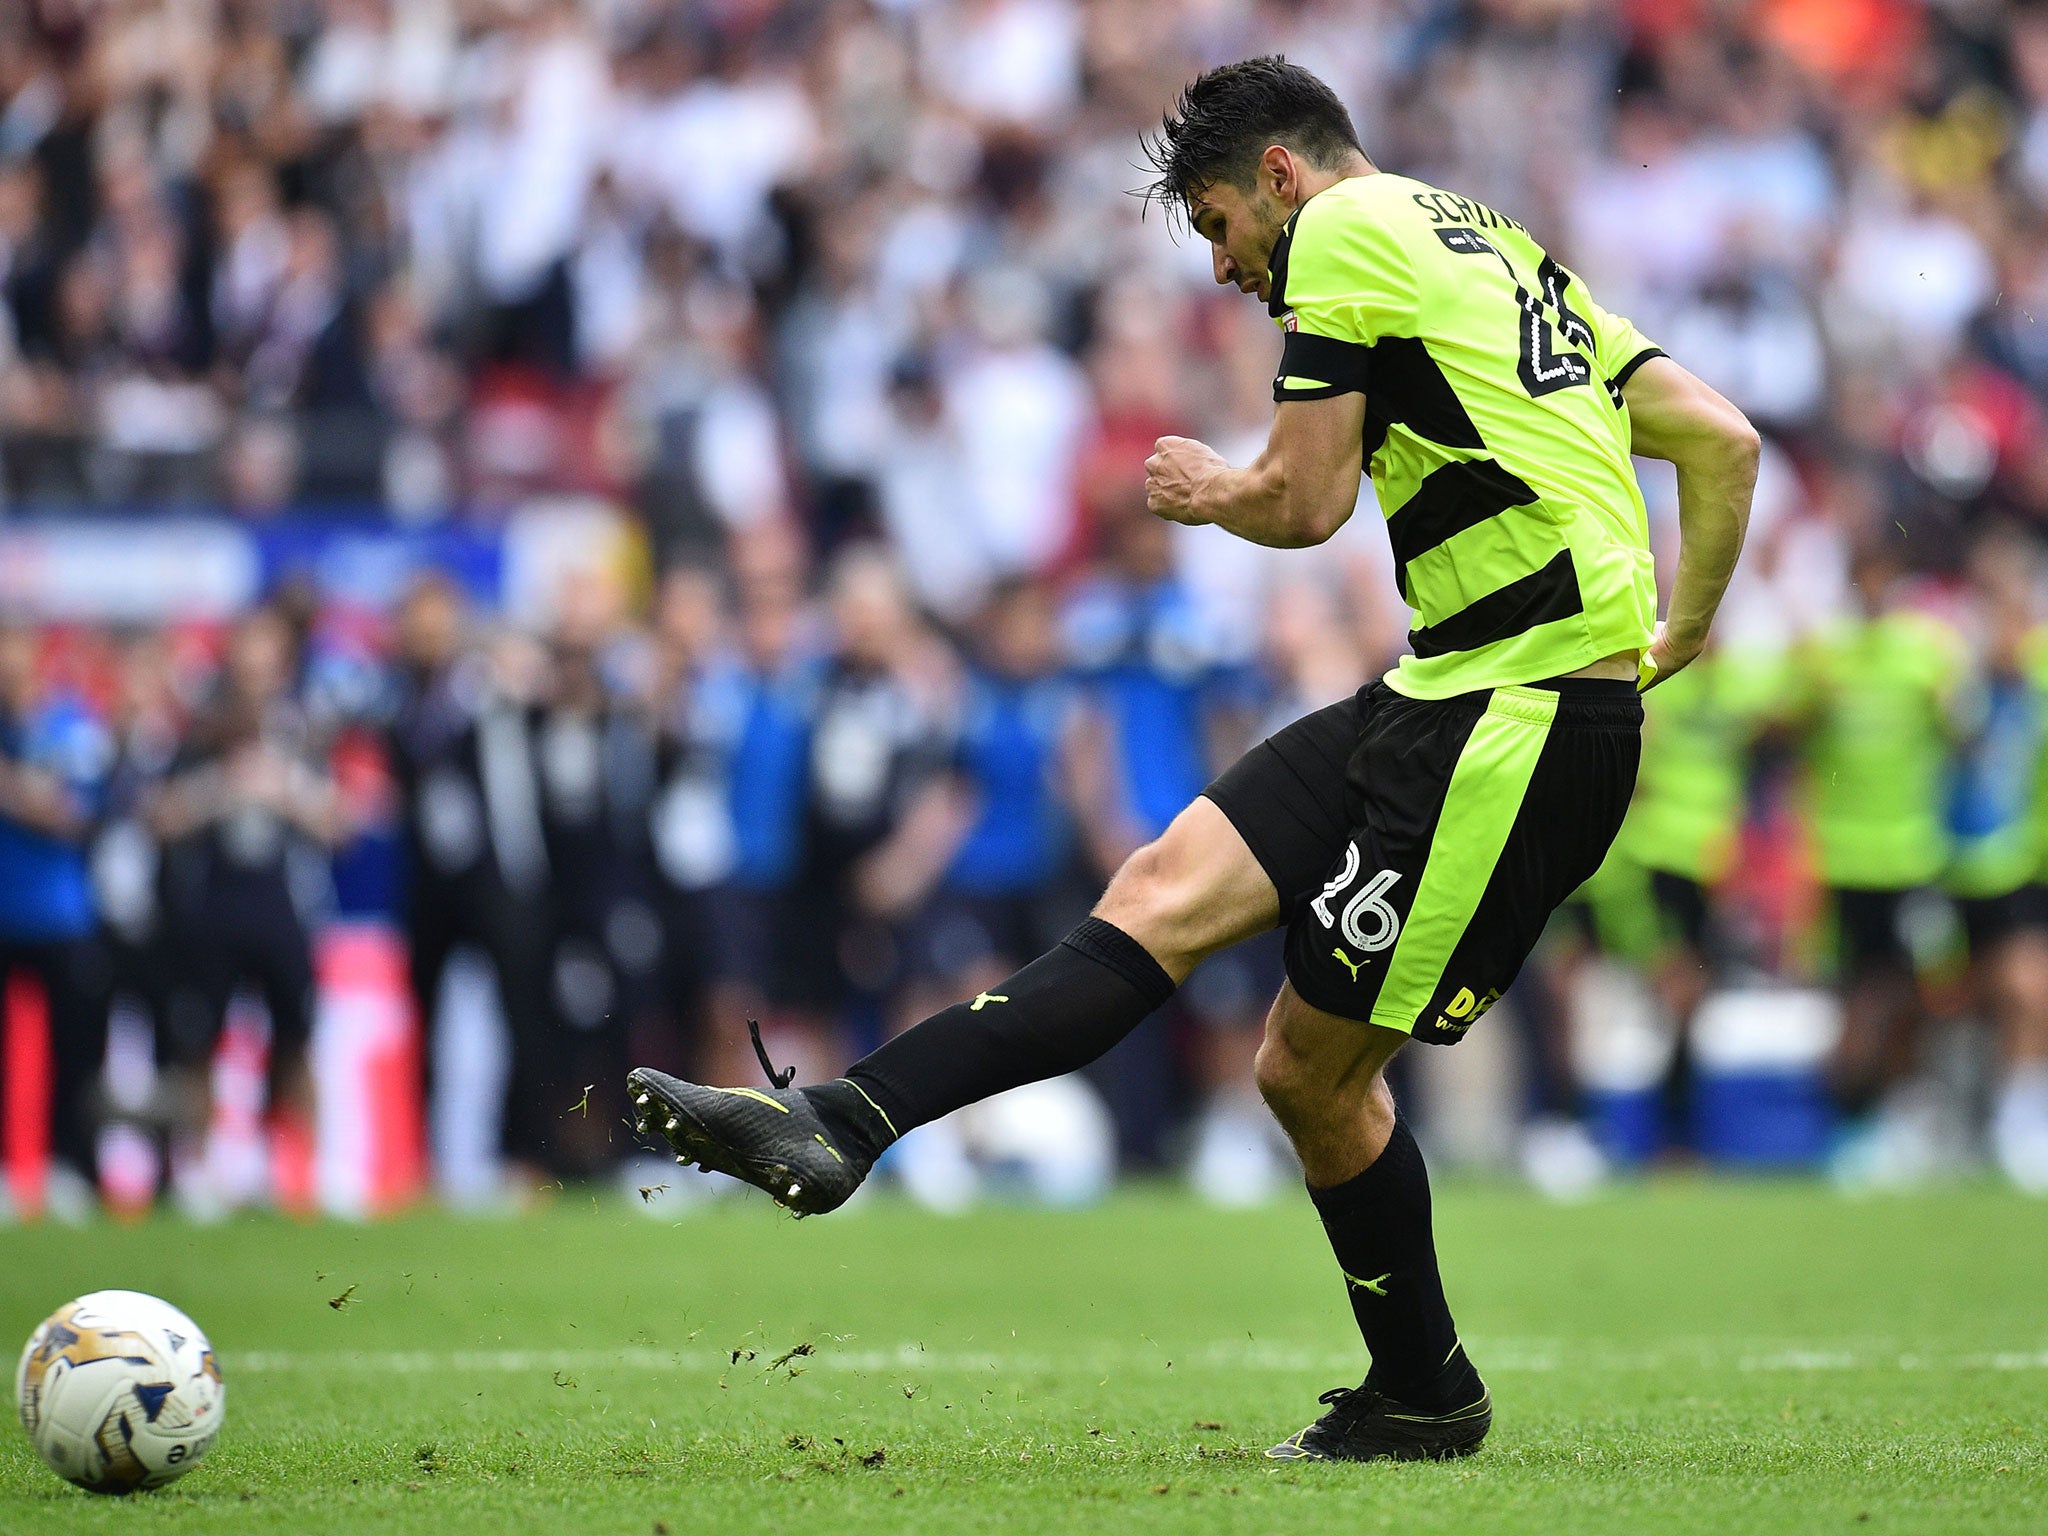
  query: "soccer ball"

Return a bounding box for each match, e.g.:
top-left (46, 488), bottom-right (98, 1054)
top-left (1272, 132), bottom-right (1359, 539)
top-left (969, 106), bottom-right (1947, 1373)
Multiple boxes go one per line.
top-left (16, 1290), bottom-right (225, 1494)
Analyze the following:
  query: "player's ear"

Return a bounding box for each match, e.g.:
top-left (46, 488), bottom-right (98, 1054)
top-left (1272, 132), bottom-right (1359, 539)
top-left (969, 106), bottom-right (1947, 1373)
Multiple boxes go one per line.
top-left (1261, 143), bottom-right (1295, 202)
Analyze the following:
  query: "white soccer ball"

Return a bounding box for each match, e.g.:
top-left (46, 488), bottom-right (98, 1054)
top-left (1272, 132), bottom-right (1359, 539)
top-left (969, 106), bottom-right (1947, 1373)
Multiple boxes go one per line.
top-left (16, 1290), bottom-right (225, 1494)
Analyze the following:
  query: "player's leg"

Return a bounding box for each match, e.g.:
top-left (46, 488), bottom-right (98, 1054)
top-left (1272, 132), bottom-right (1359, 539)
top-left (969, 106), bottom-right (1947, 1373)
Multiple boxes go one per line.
top-left (627, 695), bottom-right (1365, 1213)
top-left (36, 937), bottom-right (110, 1202)
top-left (827, 690), bottom-right (1365, 1144)
top-left (1254, 981), bottom-right (1406, 1186)
top-left (1827, 886), bottom-right (1938, 1186)
top-left (1828, 887), bottom-right (1920, 1117)
top-left (250, 911), bottom-right (317, 1131)
top-left (1979, 893), bottom-right (2048, 1191)
top-left (1647, 868), bottom-right (1713, 1144)
top-left (627, 796), bottom-right (1278, 1212)
top-left (830, 793), bottom-right (1279, 1133)
top-left (1261, 678), bottom-right (1642, 1462)
top-left (1255, 982), bottom-right (1490, 1461)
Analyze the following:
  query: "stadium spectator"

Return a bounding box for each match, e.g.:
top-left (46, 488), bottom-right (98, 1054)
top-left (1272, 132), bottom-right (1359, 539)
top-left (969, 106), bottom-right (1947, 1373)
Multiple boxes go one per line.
top-left (640, 561), bottom-right (743, 1090)
top-left (785, 545), bottom-right (956, 1082)
top-left (1949, 533), bottom-right (2048, 1192)
top-left (385, 572), bottom-right (558, 1200)
top-left (888, 574), bottom-right (1091, 1208)
top-left (89, 626), bottom-right (185, 1211)
top-left (0, 622), bottom-right (109, 1220)
top-left (147, 606), bottom-right (341, 1210)
top-left (529, 571), bottom-right (656, 1175)
top-left (1063, 498), bottom-right (1252, 1166)
top-left (710, 518), bottom-right (825, 1091)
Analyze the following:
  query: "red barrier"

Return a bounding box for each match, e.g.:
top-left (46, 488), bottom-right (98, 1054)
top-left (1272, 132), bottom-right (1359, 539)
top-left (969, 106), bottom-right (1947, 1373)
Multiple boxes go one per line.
top-left (2, 968), bottom-right (51, 1216)
top-left (4, 922), bottom-right (425, 1220)
top-left (313, 923), bottom-right (425, 1216)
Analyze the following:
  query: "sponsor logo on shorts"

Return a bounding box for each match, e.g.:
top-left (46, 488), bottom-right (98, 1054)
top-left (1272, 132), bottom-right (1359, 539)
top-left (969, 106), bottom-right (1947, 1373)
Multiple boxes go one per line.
top-left (1429, 986), bottom-right (1501, 1036)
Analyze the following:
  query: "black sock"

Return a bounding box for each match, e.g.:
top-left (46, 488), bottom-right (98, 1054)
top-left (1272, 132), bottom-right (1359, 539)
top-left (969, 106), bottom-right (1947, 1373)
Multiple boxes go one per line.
top-left (810, 917), bottom-right (1177, 1145)
top-left (802, 1078), bottom-right (898, 1167)
top-left (1308, 1117), bottom-right (1480, 1411)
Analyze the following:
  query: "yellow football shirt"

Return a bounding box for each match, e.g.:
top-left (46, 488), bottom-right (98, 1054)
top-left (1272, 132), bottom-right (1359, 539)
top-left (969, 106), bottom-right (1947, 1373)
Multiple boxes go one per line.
top-left (1269, 172), bottom-right (1662, 699)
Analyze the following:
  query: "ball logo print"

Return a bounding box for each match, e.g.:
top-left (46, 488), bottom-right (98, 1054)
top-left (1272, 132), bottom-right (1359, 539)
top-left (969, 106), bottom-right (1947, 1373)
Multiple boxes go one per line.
top-left (16, 1291), bottom-right (225, 1495)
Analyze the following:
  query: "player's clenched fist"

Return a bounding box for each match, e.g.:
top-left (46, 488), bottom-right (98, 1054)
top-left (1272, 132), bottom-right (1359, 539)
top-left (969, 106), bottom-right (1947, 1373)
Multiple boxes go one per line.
top-left (1145, 435), bottom-right (1228, 526)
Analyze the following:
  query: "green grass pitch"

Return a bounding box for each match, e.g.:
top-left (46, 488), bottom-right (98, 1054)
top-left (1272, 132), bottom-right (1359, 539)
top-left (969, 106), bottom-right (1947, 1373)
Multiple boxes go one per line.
top-left (3, 1181), bottom-right (2044, 1534)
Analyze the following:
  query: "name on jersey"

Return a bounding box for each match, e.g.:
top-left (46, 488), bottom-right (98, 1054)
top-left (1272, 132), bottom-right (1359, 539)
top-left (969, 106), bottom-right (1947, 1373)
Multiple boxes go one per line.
top-left (1411, 191), bottom-right (1526, 235)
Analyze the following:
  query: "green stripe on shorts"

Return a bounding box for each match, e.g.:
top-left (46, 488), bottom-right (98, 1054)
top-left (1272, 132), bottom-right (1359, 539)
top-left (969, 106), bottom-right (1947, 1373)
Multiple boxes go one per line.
top-left (1368, 685), bottom-right (1558, 1034)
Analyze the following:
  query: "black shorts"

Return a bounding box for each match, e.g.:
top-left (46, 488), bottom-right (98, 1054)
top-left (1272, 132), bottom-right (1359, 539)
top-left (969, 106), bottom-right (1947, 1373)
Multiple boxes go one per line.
top-left (721, 883), bottom-right (848, 1013)
top-left (1180, 929), bottom-right (1288, 1031)
top-left (1956, 885), bottom-right (2048, 953)
top-left (1649, 869), bottom-right (1712, 954)
top-left (1205, 677), bottom-right (1641, 1044)
top-left (1830, 886), bottom-right (1915, 975)
top-left (912, 889), bottom-right (1075, 984)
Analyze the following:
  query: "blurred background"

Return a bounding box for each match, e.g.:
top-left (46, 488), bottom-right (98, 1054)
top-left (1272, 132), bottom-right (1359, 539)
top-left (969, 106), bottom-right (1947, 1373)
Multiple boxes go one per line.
top-left (3, 0), bottom-right (2047, 1223)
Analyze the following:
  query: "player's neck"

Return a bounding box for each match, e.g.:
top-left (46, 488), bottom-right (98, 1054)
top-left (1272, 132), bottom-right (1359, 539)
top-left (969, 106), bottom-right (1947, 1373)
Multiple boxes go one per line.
top-left (1291, 153), bottom-right (1378, 208)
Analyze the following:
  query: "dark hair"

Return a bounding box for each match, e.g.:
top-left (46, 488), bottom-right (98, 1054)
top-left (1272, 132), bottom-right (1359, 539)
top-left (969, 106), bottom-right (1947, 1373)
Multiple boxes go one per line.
top-left (1141, 56), bottom-right (1363, 224)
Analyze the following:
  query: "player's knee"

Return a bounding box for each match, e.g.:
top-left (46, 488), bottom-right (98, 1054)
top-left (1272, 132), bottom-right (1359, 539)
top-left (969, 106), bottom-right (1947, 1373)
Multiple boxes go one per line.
top-left (1098, 837), bottom-right (1205, 950)
top-left (2002, 935), bottom-right (2048, 1021)
top-left (1253, 1029), bottom-right (1314, 1128)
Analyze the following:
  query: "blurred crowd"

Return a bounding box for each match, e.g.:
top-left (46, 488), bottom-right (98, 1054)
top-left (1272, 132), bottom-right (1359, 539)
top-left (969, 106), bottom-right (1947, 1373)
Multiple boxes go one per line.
top-left (0, 523), bottom-right (1405, 1216)
top-left (9, 0), bottom-right (2048, 1212)
top-left (0, 0), bottom-right (2040, 565)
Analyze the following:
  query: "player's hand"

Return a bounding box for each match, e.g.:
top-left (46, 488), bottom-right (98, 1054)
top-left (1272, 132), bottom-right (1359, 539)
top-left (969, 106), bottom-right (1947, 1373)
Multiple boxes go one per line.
top-left (1640, 621), bottom-right (1704, 690)
top-left (1145, 435), bottom-right (1227, 526)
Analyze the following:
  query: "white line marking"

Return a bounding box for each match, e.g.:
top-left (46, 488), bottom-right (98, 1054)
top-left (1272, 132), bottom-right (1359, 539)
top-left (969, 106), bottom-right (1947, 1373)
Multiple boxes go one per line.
top-left (226, 1341), bottom-right (2048, 1377)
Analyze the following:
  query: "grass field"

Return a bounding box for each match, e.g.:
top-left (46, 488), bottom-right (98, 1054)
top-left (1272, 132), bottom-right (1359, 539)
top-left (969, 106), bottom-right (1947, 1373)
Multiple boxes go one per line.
top-left (2, 1180), bottom-right (2045, 1535)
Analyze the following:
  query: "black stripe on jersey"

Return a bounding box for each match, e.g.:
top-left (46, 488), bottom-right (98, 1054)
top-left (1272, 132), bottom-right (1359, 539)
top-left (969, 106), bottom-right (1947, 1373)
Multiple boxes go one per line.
top-left (1385, 459), bottom-right (1539, 602)
top-left (1407, 549), bottom-right (1583, 658)
top-left (1273, 330), bottom-right (1373, 401)
top-left (1361, 338), bottom-right (1486, 459)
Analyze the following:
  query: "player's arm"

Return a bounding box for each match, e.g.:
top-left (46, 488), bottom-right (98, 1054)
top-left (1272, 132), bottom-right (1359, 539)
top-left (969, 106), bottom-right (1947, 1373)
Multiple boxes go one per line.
top-left (1935, 628), bottom-right (1976, 745)
top-left (1064, 698), bottom-right (1148, 876)
top-left (851, 775), bottom-right (975, 919)
top-left (1621, 355), bottom-right (1760, 687)
top-left (1144, 392), bottom-right (1367, 549)
top-left (0, 757), bottom-right (87, 839)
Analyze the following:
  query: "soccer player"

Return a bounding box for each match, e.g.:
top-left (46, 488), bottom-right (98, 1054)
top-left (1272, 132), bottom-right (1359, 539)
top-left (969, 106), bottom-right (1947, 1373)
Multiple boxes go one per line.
top-left (1610, 634), bottom-right (1783, 1144)
top-left (1942, 534), bottom-right (2048, 1190)
top-left (628, 57), bottom-right (1757, 1461)
top-left (1786, 542), bottom-right (1967, 1182)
